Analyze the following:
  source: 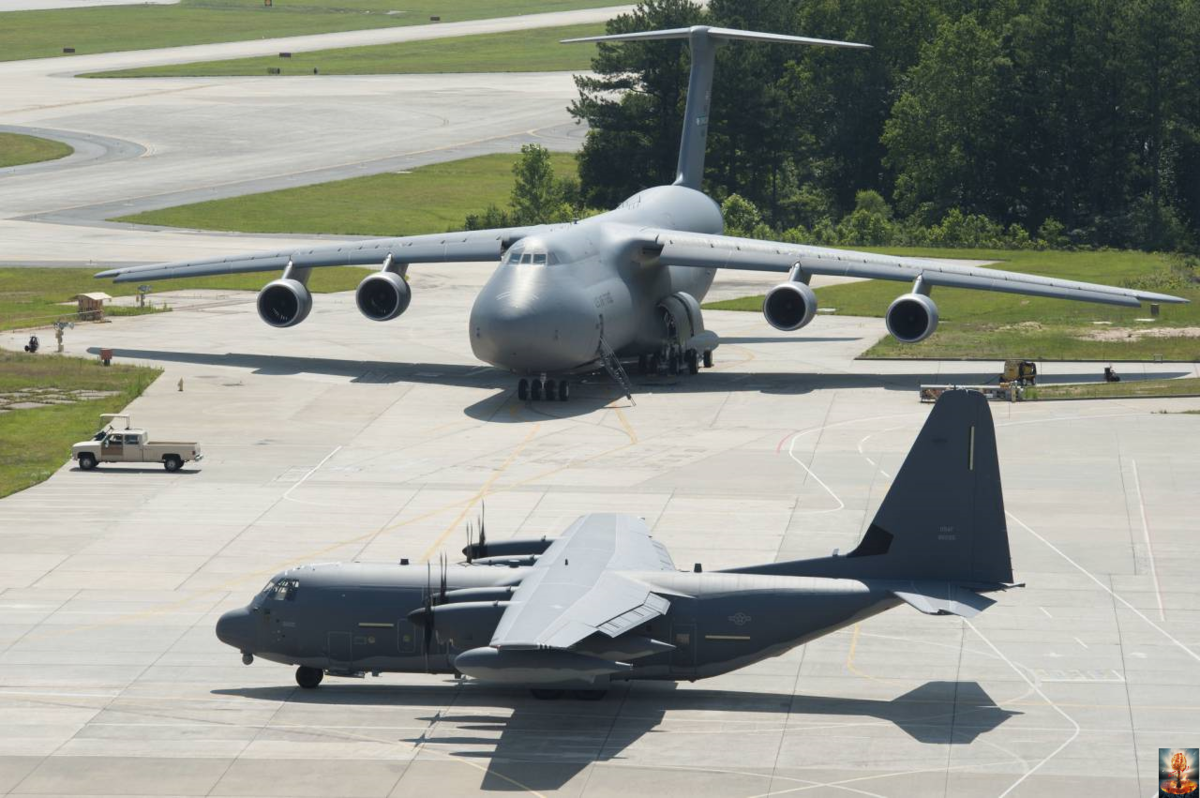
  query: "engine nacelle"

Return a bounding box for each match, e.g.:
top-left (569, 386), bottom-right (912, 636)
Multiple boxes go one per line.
top-left (407, 601), bottom-right (508, 649)
top-left (762, 281), bottom-right (818, 331)
top-left (355, 271), bottom-right (411, 322)
top-left (885, 293), bottom-right (939, 343)
top-left (463, 536), bottom-right (550, 562)
top-left (256, 278), bottom-right (312, 328)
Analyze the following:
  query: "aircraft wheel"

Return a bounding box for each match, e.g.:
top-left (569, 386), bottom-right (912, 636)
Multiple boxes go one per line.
top-left (78, 454), bottom-right (96, 471)
top-left (637, 354), bottom-right (648, 373)
top-left (530, 380), bottom-right (543, 401)
top-left (545, 379), bottom-right (556, 401)
top-left (703, 349), bottom-right (714, 368)
top-left (296, 666), bottom-right (324, 689)
top-left (571, 689), bottom-right (607, 701)
top-left (668, 352), bottom-right (680, 375)
top-left (686, 349), bottom-right (700, 375)
top-left (517, 379), bottom-right (529, 401)
top-left (558, 381), bottom-right (570, 402)
top-left (647, 354), bottom-right (659, 375)
top-left (529, 688), bottom-right (564, 700)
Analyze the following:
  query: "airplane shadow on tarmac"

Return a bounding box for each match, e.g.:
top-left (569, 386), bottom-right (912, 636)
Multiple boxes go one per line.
top-left (213, 679), bottom-right (1018, 792)
top-left (87, 347), bottom-right (1191, 424)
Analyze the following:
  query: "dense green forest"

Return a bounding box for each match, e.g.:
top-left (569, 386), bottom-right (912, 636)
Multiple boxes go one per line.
top-left (567, 0), bottom-right (1200, 252)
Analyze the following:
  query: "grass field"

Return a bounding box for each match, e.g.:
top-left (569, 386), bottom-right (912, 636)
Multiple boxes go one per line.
top-left (86, 21), bottom-right (603, 78)
top-left (0, 0), bottom-right (611, 63)
top-left (115, 151), bottom-right (578, 235)
top-left (0, 266), bottom-right (373, 331)
top-left (1022, 376), bottom-right (1200, 401)
top-left (0, 132), bottom-right (73, 168)
top-left (705, 248), bottom-right (1200, 361)
top-left (0, 351), bottom-right (160, 498)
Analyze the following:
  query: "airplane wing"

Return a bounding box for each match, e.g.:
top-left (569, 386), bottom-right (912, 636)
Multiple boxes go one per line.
top-left (488, 513), bottom-right (676, 651)
top-left (637, 227), bottom-right (1187, 308)
top-left (94, 224), bottom-right (565, 283)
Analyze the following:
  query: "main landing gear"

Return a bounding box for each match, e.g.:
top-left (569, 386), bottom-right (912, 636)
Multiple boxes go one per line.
top-left (518, 376), bottom-right (570, 402)
top-left (296, 666), bottom-right (324, 689)
top-left (638, 346), bottom-right (714, 377)
top-left (529, 688), bottom-right (607, 701)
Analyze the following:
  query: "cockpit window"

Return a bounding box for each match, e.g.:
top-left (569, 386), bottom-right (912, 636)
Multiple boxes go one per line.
top-left (269, 579), bottom-right (299, 601)
top-left (532, 254), bottom-right (547, 265)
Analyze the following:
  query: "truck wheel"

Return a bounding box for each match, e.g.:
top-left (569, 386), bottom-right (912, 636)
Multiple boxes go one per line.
top-left (296, 666), bottom-right (323, 689)
top-left (163, 456), bottom-right (182, 472)
top-left (78, 454), bottom-right (96, 471)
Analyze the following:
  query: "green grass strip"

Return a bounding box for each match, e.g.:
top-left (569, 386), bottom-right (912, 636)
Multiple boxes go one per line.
top-left (0, 132), bottom-right (73, 168)
top-left (86, 21), bottom-right (603, 78)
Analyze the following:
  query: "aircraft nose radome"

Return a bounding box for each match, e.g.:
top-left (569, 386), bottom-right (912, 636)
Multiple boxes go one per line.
top-left (216, 607), bottom-right (255, 652)
top-left (470, 287), bottom-right (599, 373)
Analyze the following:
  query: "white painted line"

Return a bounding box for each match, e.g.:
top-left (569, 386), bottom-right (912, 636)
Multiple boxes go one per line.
top-left (787, 434), bottom-right (844, 513)
top-left (282, 445), bottom-right (342, 503)
top-left (965, 618), bottom-right (1081, 798)
top-left (1040, 607), bottom-right (1053, 619)
top-left (1074, 637), bottom-right (1088, 650)
top-left (1130, 459), bottom-right (1166, 622)
top-left (1008, 511), bottom-right (1200, 666)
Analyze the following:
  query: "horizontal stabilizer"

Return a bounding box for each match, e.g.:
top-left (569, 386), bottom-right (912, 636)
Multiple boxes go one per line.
top-left (562, 26), bottom-right (870, 50)
top-left (892, 582), bottom-right (997, 618)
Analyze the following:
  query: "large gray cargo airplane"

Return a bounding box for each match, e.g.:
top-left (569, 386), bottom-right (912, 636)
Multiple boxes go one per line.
top-left (97, 26), bottom-right (1185, 401)
top-left (216, 389), bottom-right (1020, 699)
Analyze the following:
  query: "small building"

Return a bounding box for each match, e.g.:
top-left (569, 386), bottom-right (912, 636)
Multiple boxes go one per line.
top-left (75, 292), bottom-right (112, 321)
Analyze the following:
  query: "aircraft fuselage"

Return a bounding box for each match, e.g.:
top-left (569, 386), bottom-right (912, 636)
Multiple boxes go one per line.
top-left (467, 184), bottom-right (723, 374)
top-left (217, 561), bottom-right (899, 686)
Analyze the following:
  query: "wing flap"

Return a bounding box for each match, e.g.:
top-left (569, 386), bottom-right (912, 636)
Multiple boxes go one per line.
top-left (648, 229), bottom-right (1186, 307)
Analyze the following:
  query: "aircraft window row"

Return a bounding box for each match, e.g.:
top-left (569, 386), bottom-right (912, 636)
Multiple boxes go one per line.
top-left (505, 250), bottom-right (558, 266)
top-left (268, 579), bottom-right (300, 600)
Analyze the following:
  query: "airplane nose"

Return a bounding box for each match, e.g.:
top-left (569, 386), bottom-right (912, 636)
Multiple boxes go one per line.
top-left (470, 282), bottom-right (599, 372)
top-left (216, 606), bottom-right (256, 653)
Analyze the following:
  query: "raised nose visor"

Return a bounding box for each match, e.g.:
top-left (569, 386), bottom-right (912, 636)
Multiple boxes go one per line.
top-left (469, 281), bottom-right (599, 374)
top-left (216, 607), bottom-right (256, 653)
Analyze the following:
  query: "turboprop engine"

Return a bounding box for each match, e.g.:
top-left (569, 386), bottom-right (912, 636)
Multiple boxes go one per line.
top-left (885, 292), bottom-right (939, 343)
top-left (356, 271), bottom-right (411, 321)
top-left (762, 281), bottom-right (818, 331)
top-left (257, 278), bottom-right (313, 328)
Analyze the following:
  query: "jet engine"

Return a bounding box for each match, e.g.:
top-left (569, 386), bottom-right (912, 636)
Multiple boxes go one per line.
top-left (355, 271), bottom-right (411, 322)
top-left (885, 292), bottom-right (939, 343)
top-left (257, 278), bottom-right (313, 328)
top-left (762, 281), bottom-right (818, 331)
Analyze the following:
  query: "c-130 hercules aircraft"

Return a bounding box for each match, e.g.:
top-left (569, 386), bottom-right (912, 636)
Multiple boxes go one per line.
top-left (217, 390), bottom-right (1019, 699)
top-left (99, 26), bottom-right (1184, 400)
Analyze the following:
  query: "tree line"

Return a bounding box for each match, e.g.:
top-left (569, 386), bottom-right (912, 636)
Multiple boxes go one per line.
top-left (559, 0), bottom-right (1200, 252)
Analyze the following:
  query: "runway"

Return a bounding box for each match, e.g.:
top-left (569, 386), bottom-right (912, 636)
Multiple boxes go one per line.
top-left (0, 6), bottom-right (630, 265)
top-left (0, 265), bottom-right (1197, 797)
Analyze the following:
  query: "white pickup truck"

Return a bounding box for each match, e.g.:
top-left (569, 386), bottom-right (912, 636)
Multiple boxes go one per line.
top-left (72, 414), bottom-right (202, 472)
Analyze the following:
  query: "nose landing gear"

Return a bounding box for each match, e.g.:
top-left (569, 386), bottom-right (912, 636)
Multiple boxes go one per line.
top-left (518, 377), bottom-right (570, 402)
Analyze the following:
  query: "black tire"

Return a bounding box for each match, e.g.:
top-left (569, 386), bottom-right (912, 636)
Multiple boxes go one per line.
top-left (164, 456), bottom-right (182, 472)
top-left (571, 689), bottom-right (607, 701)
top-left (545, 379), bottom-right (556, 401)
top-left (637, 354), bottom-right (648, 373)
top-left (668, 352), bottom-right (680, 375)
top-left (517, 378), bottom-right (529, 401)
top-left (647, 354), bottom-right (659, 375)
top-left (296, 666), bottom-right (323, 689)
top-left (530, 688), bottom-right (564, 700)
top-left (686, 349), bottom-right (700, 375)
top-left (530, 380), bottom-right (542, 401)
top-left (558, 381), bottom-right (570, 402)
top-left (703, 349), bottom-right (714, 368)
top-left (78, 453), bottom-right (96, 471)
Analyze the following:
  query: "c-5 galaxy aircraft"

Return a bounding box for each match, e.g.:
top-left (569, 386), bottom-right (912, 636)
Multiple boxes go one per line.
top-left (216, 389), bottom-right (1019, 698)
top-left (98, 27), bottom-right (1184, 401)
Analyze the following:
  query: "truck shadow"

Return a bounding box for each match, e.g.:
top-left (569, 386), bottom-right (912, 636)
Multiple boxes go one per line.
top-left (214, 679), bottom-right (1018, 792)
top-left (70, 465), bottom-right (200, 474)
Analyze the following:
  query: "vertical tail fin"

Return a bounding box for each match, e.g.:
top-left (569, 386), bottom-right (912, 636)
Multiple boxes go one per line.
top-left (562, 26), bottom-right (870, 190)
top-left (721, 389), bottom-right (1014, 586)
